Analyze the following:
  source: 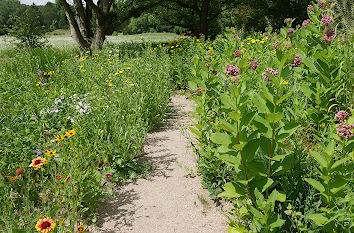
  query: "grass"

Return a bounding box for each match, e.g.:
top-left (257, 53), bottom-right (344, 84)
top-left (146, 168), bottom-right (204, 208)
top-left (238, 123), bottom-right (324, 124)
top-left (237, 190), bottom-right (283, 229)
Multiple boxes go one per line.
top-left (0, 33), bottom-right (178, 50)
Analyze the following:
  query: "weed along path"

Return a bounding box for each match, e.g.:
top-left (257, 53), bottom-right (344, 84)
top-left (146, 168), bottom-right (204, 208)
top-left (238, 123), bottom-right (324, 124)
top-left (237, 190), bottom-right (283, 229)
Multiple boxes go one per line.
top-left (91, 95), bottom-right (227, 233)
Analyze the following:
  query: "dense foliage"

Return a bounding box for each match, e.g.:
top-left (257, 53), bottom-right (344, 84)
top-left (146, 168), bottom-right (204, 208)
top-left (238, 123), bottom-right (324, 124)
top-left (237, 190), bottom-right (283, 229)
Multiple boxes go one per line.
top-left (187, 1), bottom-right (353, 232)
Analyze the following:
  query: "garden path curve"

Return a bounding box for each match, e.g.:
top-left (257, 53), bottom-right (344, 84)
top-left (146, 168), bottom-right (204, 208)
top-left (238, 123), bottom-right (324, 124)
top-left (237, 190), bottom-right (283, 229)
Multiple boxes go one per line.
top-left (91, 95), bottom-right (227, 233)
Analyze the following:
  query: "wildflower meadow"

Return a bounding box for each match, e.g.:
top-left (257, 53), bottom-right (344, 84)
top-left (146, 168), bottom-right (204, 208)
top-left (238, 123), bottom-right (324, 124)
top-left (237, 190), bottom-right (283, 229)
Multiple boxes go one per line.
top-left (0, 0), bottom-right (353, 232)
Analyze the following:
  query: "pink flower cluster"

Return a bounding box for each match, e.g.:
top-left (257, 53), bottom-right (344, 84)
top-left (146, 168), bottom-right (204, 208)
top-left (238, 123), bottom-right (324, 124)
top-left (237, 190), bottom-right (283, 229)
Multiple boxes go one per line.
top-left (226, 64), bottom-right (240, 76)
top-left (322, 27), bottom-right (336, 43)
top-left (266, 68), bottom-right (278, 76)
top-left (196, 88), bottom-right (206, 94)
top-left (249, 59), bottom-right (258, 70)
top-left (291, 54), bottom-right (302, 67)
top-left (302, 19), bottom-right (311, 28)
top-left (262, 72), bottom-right (271, 82)
top-left (287, 28), bottom-right (295, 35)
top-left (335, 111), bottom-right (353, 139)
top-left (307, 4), bottom-right (314, 12)
top-left (234, 49), bottom-right (242, 58)
top-left (321, 15), bottom-right (334, 26)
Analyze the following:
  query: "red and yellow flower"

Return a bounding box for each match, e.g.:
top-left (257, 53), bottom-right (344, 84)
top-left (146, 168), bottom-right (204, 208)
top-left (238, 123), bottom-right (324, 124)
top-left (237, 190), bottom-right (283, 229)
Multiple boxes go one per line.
top-left (35, 217), bottom-right (56, 233)
top-left (29, 157), bottom-right (47, 170)
top-left (77, 225), bottom-right (86, 232)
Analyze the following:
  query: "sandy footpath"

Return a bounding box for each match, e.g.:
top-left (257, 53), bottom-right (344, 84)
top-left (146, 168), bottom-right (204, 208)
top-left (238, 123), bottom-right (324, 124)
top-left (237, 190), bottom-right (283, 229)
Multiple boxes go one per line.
top-left (90, 95), bottom-right (227, 233)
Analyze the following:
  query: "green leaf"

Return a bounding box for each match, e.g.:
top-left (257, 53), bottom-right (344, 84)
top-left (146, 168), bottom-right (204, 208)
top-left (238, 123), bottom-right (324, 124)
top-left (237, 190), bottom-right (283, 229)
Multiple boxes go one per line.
top-left (300, 83), bottom-right (314, 99)
top-left (242, 139), bottom-right (259, 162)
top-left (188, 81), bottom-right (197, 91)
top-left (219, 119), bottom-right (237, 134)
top-left (229, 111), bottom-right (241, 122)
top-left (227, 223), bottom-right (249, 233)
top-left (189, 127), bottom-right (201, 138)
top-left (261, 178), bottom-right (274, 193)
top-left (305, 178), bottom-right (325, 193)
top-left (265, 113), bottom-right (284, 123)
top-left (210, 133), bottom-right (232, 146)
top-left (269, 215), bottom-right (285, 229)
top-left (253, 94), bottom-right (269, 113)
top-left (240, 111), bottom-right (256, 128)
top-left (276, 91), bottom-right (294, 105)
top-left (218, 182), bottom-right (245, 198)
top-left (331, 157), bottom-right (348, 170)
top-left (309, 213), bottom-right (329, 226)
top-left (261, 83), bottom-right (274, 104)
top-left (310, 150), bottom-right (329, 168)
top-left (218, 153), bottom-right (240, 167)
top-left (276, 122), bottom-right (300, 140)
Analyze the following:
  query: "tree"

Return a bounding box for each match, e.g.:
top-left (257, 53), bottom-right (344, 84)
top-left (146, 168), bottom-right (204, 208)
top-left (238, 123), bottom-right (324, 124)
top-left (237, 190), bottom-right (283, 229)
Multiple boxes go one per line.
top-left (155, 0), bottom-right (238, 36)
top-left (0, 0), bottom-right (22, 35)
top-left (59, 0), bottom-right (162, 51)
top-left (8, 4), bottom-right (47, 48)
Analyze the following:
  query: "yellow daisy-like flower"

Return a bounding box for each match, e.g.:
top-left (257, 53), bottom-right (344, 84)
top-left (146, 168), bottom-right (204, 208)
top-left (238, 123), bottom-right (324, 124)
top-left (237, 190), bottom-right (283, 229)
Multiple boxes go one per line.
top-left (64, 129), bottom-right (76, 139)
top-left (208, 47), bottom-right (213, 50)
top-left (77, 225), bottom-right (86, 232)
top-left (35, 217), bottom-right (56, 233)
top-left (74, 55), bottom-right (79, 58)
top-left (55, 174), bottom-right (62, 180)
top-left (36, 82), bottom-right (41, 87)
top-left (29, 157), bottom-right (47, 170)
top-left (283, 81), bottom-right (289, 85)
top-left (54, 135), bottom-right (64, 142)
top-left (45, 149), bottom-right (56, 157)
top-left (104, 157), bottom-right (108, 163)
top-left (114, 72), bottom-right (119, 75)
top-left (119, 71), bottom-right (123, 74)
top-left (108, 83), bottom-right (113, 87)
top-left (64, 176), bottom-right (71, 183)
top-left (11, 176), bottom-right (17, 182)
top-left (85, 51), bottom-right (90, 54)
top-left (129, 83), bottom-right (135, 86)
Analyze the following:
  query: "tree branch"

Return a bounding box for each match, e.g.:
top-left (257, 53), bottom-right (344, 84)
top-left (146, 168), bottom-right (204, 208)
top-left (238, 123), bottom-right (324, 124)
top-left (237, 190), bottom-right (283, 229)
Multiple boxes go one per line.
top-left (84, 0), bottom-right (103, 17)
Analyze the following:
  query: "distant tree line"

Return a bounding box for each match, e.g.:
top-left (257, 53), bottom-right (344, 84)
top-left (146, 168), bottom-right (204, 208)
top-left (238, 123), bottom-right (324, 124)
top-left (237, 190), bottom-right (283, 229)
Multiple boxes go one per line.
top-left (0, 0), bottom-right (68, 35)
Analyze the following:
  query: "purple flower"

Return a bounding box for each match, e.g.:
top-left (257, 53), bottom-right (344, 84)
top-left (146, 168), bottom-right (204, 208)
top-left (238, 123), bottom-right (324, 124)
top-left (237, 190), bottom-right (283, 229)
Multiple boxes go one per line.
top-left (302, 19), bottom-right (311, 28)
top-left (196, 88), bottom-right (202, 94)
top-left (336, 121), bottom-right (354, 139)
top-left (318, 1), bottom-right (326, 8)
top-left (249, 59), bottom-right (258, 70)
top-left (226, 64), bottom-right (240, 76)
top-left (37, 70), bottom-right (43, 76)
top-left (267, 68), bottom-right (278, 76)
top-left (273, 43), bottom-right (279, 50)
top-left (284, 18), bottom-right (292, 24)
top-left (335, 111), bottom-right (349, 120)
top-left (287, 28), bottom-right (295, 35)
top-left (321, 15), bottom-right (334, 26)
top-left (234, 49), bottom-right (242, 58)
top-left (232, 34), bottom-right (237, 38)
top-left (322, 27), bottom-right (336, 43)
top-left (262, 72), bottom-right (271, 82)
top-left (307, 4), bottom-right (314, 12)
top-left (205, 62), bottom-right (211, 67)
top-left (291, 54), bottom-right (302, 67)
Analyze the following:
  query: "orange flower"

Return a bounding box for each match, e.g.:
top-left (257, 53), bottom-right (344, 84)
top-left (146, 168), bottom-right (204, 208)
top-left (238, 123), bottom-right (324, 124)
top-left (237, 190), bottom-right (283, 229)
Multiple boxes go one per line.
top-left (55, 175), bottom-right (62, 180)
top-left (11, 176), bottom-right (17, 182)
top-left (35, 217), bottom-right (56, 233)
top-left (64, 176), bottom-right (70, 183)
top-left (29, 157), bottom-right (47, 170)
top-left (77, 225), bottom-right (86, 232)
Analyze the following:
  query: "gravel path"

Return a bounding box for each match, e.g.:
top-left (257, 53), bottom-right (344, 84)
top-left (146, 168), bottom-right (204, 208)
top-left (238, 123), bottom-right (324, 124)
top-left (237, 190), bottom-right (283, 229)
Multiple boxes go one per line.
top-left (91, 95), bottom-right (227, 233)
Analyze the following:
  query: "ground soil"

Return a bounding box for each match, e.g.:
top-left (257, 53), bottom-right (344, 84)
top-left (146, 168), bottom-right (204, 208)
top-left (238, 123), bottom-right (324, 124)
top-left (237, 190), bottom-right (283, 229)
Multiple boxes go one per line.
top-left (90, 95), bottom-right (227, 233)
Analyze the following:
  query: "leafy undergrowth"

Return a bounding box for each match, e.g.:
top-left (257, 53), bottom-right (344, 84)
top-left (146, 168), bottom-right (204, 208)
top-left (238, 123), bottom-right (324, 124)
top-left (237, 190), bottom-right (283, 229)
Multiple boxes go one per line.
top-left (0, 41), bottom-right (195, 232)
top-left (187, 1), bottom-right (353, 232)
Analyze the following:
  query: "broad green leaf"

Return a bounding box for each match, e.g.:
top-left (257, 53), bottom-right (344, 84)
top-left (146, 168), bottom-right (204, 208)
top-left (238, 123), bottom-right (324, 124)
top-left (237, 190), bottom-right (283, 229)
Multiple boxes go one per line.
top-left (188, 81), bottom-right (197, 91)
top-left (265, 113), bottom-right (284, 124)
top-left (331, 157), bottom-right (348, 170)
top-left (229, 111), bottom-right (241, 122)
top-left (221, 94), bottom-right (233, 109)
top-left (300, 83), bottom-right (314, 99)
top-left (253, 94), bottom-right (269, 113)
top-left (303, 57), bottom-right (319, 74)
top-left (309, 213), bottom-right (329, 226)
top-left (269, 215), bottom-right (285, 229)
top-left (305, 178), bottom-right (325, 193)
top-left (276, 122), bottom-right (300, 140)
top-left (227, 223), bottom-right (249, 233)
top-left (210, 133), bottom-right (232, 146)
top-left (218, 153), bottom-right (240, 167)
top-left (261, 178), bottom-right (274, 193)
top-left (310, 150), bottom-right (329, 168)
top-left (218, 182), bottom-right (245, 198)
top-left (242, 139), bottom-right (259, 162)
top-left (261, 83), bottom-right (274, 104)
top-left (253, 115), bottom-right (272, 136)
top-left (240, 111), bottom-right (256, 128)
top-left (189, 127), bottom-right (201, 138)
top-left (219, 119), bottom-right (237, 134)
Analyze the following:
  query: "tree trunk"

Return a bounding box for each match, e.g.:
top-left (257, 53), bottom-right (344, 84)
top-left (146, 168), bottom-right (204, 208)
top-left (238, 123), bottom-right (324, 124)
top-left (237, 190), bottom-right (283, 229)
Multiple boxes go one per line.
top-left (199, 0), bottom-right (209, 35)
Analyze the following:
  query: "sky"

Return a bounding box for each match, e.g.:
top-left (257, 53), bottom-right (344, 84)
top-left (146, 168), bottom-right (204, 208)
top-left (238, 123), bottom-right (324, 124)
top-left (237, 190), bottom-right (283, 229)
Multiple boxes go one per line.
top-left (20, 0), bottom-right (55, 5)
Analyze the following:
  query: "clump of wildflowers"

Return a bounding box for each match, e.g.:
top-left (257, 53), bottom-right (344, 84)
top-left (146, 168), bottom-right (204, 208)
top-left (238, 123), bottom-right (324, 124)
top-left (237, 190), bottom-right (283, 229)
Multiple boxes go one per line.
top-left (234, 49), bottom-right (242, 58)
top-left (335, 111), bottom-right (354, 140)
top-left (321, 15), bottom-right (334, 26)
top-left (226, 64), bottom-right (240, 76)
top-left (291, 54), bottom-right (302, 67)
top-left (307, 4), bottom-right (314, 12)
top-left (262, 72), bottom-right (271, 82)
top-left (249, 59), bottom-right (258, 70)
top-left (29, 157), bottom-right (47, 170)
top-left (287, 28), bottom-right (295, 35)
top-left (302, 19), bottom-right (311, 28)
top-left (322, 27), bottom-right (336, 43)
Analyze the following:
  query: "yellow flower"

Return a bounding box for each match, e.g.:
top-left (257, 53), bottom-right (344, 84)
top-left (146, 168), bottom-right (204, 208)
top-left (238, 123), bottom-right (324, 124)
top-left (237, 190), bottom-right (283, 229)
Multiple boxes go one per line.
top-left (11, 176), bottom-right (17, 182)
top-left (64, 129), bottom-right (76, 138)
top-left (64, 176), bottom-right (70, 183)
top-left (108, 83), bottom-right (113, 87)
top-left (320, 122), bottom-right (326, 127)
top-left (55, 175), bottom-right (62, 180)
top-left (258, 50), bottom-right (262, 53)
top-left (35, 217), bottom-right (56, 233)
top-left (74, 55), bottom-right (79, 58)
top-left (45, 149), bottom-right (56, 157)
top-left (79, 66), bottom-right (83, 69)
top-left (104, 157), bottom-right (108, 163)
top-left (36, 82), bottom-right (41, 87)
top-left (119, 71), bottom-right (123, 74)
top-left (54, 135), bottom-right (64, 141)
top-left (283, 81), bottom-right (289, 85)
top-left (251, 39), bottom-right (256, 43)
top-left (85, 51), bottom-right (90, 54)
top-left (114, 72), bottom-right (119, 75)
top-left (208, 47), bottom-right (213, 50)
top-left (43, 72), bottom-right (47, 75)
top-left (129, 83), bottom-right (135, 86)
top-left (260, 41), bottom-right (265, 44)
